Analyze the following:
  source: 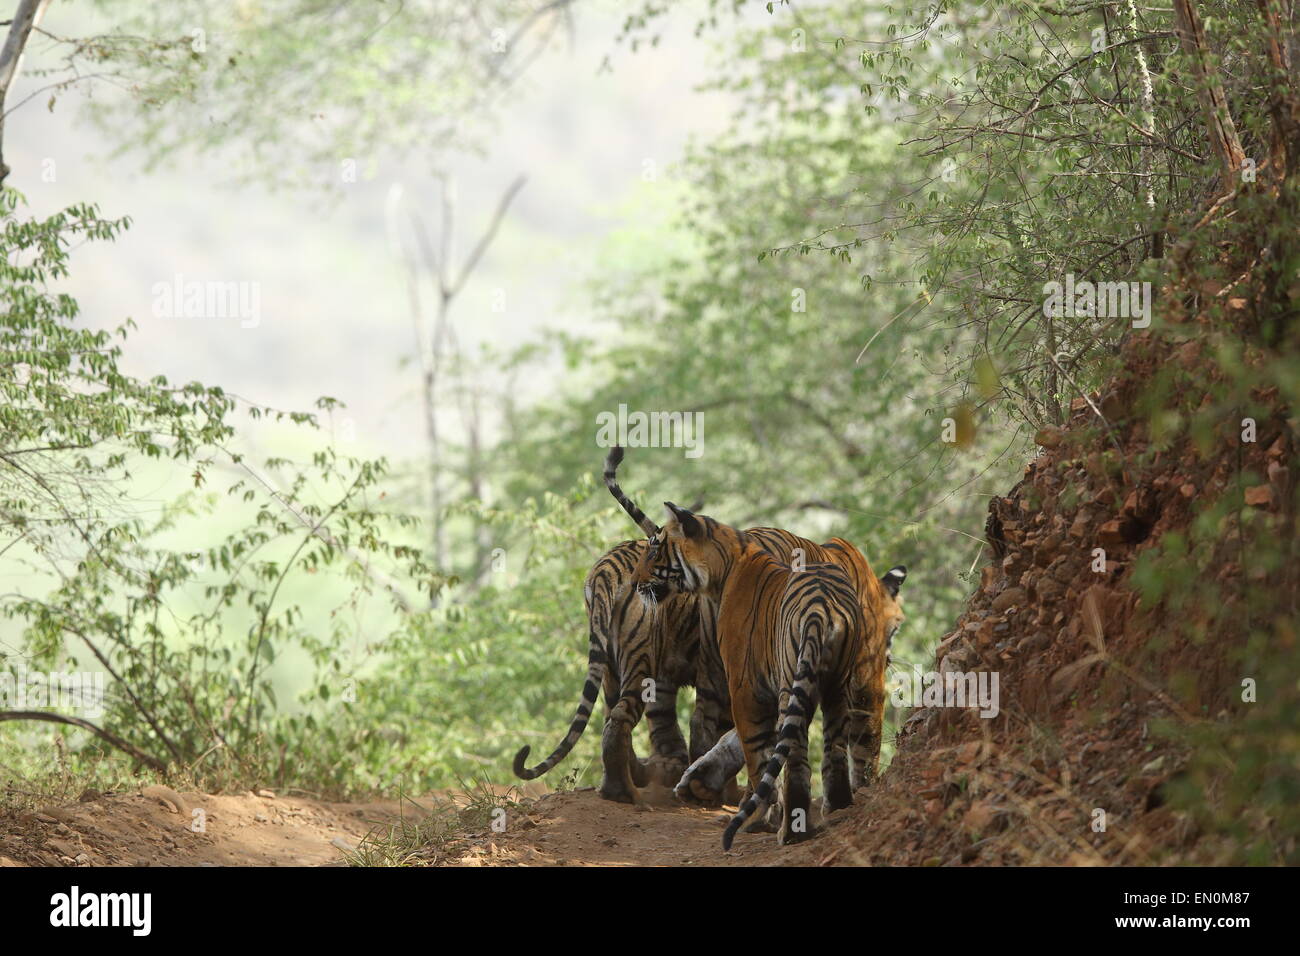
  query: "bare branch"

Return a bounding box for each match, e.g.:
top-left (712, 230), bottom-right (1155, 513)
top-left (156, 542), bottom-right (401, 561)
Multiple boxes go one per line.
top-left (448, 174), bottom-right (527, 298)
top-left (0, 710), bottom-right (167, 771)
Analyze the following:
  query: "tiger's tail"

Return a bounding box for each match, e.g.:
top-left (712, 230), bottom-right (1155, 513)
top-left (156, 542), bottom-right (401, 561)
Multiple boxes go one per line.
top-left (603, 446), bottom-right (659, 537)
top-left (722, 623), bottom-right (824, 851)
top-left (513, 624), bottom-right (607, 780)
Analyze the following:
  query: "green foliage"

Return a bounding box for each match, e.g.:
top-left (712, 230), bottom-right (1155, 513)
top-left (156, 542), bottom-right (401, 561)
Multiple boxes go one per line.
top-left (1125, 182), bottom-right (1300, 862)
top-left (494, 3), bottom-right (1023, 662)
top-left (1, 189), bottom-right (438, 792)
top-left (270, 483), bottom-right (623, 794)
top-left (56, 0), bottom-right (578, 187)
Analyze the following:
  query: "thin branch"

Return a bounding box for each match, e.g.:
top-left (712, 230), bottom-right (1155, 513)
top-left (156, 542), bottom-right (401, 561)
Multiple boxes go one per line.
top-left (447, 174), bottom-right (527, 298)
top-left (0, 710), bottom-right (166, 771)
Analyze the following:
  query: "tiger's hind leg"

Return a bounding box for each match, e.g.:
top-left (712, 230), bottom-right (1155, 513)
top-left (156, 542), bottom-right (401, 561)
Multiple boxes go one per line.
top-left (681, 642), bottom-right (736, 803)
top-left (688, 609), bottom-right (729, 763)
top-left (598, 663), bottom-right (643, 803)
top-left (645, 596), bottom-right (709, 787)
top-left (848, 685), bottom-right (884, 791)
top-left (642, 681), bottom-right (688, 786)
top-left (602, 663), bottom-right (676, 798)
top-left (819, 693), bottom-right (853, 814)
top-left (688, 683), bottom-right (731, 763)
top-left (778, 690), bottom-right (819, 846)
top-left (599, 691), bottom-right (649, 803)
top-left (599, 589), bottom-right (665, 801)
top-left (732, 700), bottom-right (781, 834)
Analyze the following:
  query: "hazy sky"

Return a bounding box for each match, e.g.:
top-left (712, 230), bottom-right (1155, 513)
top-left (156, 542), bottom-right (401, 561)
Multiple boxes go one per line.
top-left (10, 3), bottom-right (750, 457)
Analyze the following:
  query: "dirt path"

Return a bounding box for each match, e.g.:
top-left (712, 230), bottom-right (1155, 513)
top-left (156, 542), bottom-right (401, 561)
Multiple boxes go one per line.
top-left (0, 781), bottom-right (862, 866)
top-left (0, 786), bottom-right (407, 867)
top-left (468, 785), bottom-right (865, 866)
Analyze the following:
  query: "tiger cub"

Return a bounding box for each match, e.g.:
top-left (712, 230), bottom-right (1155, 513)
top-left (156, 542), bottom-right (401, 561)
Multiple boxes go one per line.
top-left (512, 536), bottom-right (712, 803)
top-left (514, 449), bottom-right (725, 803)
top-left (633, 502), bottom-right (905, 849)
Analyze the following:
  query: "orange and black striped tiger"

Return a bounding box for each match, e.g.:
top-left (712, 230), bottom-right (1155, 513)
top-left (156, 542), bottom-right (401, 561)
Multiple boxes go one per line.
top-left (512, 448), bottom-right (895, 806)
top-left (512, 450), bottom-right (720, 802)
top-left (632, 502), bottom-right (906, 849)
top-left (511, 538), bottom-right (712, 802)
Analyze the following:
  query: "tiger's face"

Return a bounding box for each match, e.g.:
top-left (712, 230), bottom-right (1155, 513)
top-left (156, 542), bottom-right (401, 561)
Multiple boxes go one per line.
top-left (874, 565), bottom-right (908, 667)
top-left (632, 502), bottom-right (734, 605)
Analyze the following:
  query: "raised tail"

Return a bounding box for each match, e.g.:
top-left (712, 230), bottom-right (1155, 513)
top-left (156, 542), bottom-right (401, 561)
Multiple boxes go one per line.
top-left (603, 446), bottom-right (659, 537)
top-left (722, 629), bottom-right (823, 851)
top-left (513, 627), bottom-right (607, 780)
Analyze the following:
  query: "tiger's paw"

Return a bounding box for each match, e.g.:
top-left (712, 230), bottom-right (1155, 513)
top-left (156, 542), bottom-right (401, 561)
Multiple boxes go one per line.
top-left (682, 778), bottom-right (723, 805)
top-left (598, 774), bottom-right (639, 805)
top-left (675, 768), bottom-right (729, 805)
top-left (644, 753), bottom-right (688, 788)
top-left (674, 731), bottom-right (745, 804)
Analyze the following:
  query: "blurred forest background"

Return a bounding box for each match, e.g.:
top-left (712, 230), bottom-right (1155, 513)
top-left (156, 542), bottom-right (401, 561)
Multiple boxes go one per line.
top-left (1, 0), bottom-right (1296, 854)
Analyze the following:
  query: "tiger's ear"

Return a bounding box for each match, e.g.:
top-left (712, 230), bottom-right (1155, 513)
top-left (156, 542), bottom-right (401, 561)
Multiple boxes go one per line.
top-left (881, 565), bottom-right (907, 597)
top-left (663, 501), bottom-right (703, 539)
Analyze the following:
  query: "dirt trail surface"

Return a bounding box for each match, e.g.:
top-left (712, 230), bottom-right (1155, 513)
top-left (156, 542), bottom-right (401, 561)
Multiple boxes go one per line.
top-left (0, 787), bottom-right (404, 867)
top-left (0, 781), bottom-right (858, 866)
top-left (456, 787), bottom-right (857, 866)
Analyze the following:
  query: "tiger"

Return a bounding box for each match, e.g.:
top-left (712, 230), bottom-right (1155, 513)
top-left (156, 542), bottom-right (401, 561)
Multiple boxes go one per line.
top-left (512, 447), bottom-right (898, 807)
top-left (631, 501), bottom-right (906, 849)
top-left (511, 538), bottom-right (711, 803)
top-left (512, 449), bottom-right (719, 803)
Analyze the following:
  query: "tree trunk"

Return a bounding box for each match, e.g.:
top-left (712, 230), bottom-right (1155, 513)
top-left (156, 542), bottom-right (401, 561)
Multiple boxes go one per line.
top-left (1254, 0), bottom-right (1300, 178)
top-left (0, 0), bottom-right (54, 184)
top-left (1172, 0), bottom-right (1246, 190)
